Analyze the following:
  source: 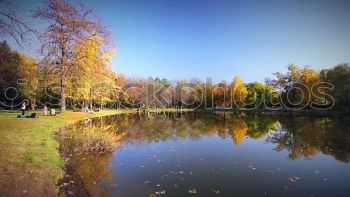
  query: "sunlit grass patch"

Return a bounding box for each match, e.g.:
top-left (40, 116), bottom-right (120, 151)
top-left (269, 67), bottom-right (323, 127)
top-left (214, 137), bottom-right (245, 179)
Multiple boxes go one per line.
top-left (0, 109), bottom-right (134, 196)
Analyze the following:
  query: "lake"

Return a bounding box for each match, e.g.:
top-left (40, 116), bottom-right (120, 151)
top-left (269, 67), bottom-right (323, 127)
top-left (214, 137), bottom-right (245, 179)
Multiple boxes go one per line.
top-left (58, 112), bottom-right (350, 197)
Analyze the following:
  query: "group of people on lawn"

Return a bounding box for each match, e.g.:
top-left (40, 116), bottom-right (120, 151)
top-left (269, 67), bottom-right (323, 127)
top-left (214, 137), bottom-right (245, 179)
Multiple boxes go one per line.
top-left (20, 102), bottom-right (93, 116)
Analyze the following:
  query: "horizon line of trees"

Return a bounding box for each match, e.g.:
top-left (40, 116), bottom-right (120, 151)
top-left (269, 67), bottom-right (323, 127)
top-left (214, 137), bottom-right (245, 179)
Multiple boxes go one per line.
top-left (0, 0), bottom-right (349, 112)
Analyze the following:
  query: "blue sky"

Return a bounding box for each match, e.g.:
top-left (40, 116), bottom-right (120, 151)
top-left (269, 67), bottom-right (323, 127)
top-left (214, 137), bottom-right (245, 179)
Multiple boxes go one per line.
top-left (9, 0), bottom-right (350, 82)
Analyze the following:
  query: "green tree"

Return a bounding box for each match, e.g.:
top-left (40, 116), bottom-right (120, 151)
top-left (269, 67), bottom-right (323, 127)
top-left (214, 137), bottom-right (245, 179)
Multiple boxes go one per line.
top-left (321, 63), bottom-right (350, 112)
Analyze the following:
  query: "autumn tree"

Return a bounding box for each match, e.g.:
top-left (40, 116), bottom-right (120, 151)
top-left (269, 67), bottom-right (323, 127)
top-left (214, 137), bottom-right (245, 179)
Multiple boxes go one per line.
top-left (34, 0), bottom-right (110, 112)
top-left (0, 41), bottom-right (20, 88)
top-left (245, 82), bottom-right (279, 109)
top-left (321, 63), bottom-right (350, 112)
top-left (268, 64), bottom-right (322, 109)
top-left (231, 75), bottom-right (248, 108)
top-left (0, 0), bottom-right (37, 46)
top-left (213, 81), bottom-right (228, 108)
top-left (17, 53), bottom-right (40, 110)
top-left (72, 32), bottom-right (117, 109)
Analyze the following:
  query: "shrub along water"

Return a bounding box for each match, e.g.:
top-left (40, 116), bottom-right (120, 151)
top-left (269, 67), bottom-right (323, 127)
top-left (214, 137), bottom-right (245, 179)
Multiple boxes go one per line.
top-left (56, 123), bottom-right (127, 155)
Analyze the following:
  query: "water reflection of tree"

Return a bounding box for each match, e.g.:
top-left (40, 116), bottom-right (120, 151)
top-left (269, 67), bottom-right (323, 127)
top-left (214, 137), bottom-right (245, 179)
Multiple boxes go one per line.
top-left (69, 153), bottom-right (115, 197)
top-left (60, 113), bottom-right (350, 196)
top-left (97, 112), bottom-right (280, 147)
top-left (267, 116), bottom-right (350, 162)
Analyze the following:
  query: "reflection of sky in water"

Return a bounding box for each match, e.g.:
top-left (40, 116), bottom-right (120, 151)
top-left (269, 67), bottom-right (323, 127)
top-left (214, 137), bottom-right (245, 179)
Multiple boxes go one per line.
top-left (65, 113), bottom-right (350, 197)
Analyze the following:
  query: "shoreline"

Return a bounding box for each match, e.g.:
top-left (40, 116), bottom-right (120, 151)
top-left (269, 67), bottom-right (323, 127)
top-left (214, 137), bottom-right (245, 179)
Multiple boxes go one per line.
top-left (0, 109), bottom-right (136, 196)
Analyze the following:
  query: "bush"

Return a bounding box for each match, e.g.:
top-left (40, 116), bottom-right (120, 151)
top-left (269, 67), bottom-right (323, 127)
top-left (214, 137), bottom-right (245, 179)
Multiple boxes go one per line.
top-left (56, 124), bottom-right (127, 155)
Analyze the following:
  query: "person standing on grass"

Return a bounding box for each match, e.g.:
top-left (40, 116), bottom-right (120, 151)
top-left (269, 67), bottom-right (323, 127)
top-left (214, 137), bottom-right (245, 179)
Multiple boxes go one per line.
top-left (21, 101), bottom-right (27, 115)
top-left (43, 105), bottom-right (48, 115)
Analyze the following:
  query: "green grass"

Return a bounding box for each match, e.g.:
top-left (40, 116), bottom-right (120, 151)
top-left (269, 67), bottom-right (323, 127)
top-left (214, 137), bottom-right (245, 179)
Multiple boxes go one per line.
top-left (0, 109), bottom-right (135, 197)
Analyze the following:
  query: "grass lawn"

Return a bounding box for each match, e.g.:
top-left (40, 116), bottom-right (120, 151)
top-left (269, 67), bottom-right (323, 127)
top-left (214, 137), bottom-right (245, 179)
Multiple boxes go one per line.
top-left (0, 109), bottom-right (136, 197)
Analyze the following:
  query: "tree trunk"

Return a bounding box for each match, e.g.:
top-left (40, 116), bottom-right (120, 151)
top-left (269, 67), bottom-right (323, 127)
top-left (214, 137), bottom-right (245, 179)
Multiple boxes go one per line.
top-left (60, 77), bottom-right (66, 112)
top-left (30, 99), bottom-right (35, 110)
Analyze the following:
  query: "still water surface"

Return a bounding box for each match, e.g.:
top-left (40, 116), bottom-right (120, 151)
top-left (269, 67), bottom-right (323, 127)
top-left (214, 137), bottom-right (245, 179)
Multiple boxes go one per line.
top-left (60, 112), bottom-right (350, 197)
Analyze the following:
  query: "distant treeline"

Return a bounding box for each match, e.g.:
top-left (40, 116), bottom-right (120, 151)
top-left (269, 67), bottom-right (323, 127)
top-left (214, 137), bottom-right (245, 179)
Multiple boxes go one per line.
top-left (1, 38), bottom-right (349, 112)
top-left (0, 0), bottom-right (349, 113)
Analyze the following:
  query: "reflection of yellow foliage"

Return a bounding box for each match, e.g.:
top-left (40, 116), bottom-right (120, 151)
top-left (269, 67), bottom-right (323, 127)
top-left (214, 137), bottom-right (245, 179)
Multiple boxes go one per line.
top-left (70, 153), bottom-right (115, 197)
top-left (303, 144), bottom-right (319, 156)
top-left (228, 118), bottom-right (248, 145)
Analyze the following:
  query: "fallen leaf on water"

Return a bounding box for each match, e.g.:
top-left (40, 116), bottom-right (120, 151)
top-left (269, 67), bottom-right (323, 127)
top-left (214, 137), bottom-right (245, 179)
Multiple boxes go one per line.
top-left (149, 193), bottom-right (157, 197)
top-left (248, 164), bottom-right (254, 169)
top-left (174, 184), bottom-right (178, 189)
top-left (160, 190), bottom-right (166, 194)
top-left (210, 189), bottom-right (220, 194)
top-left (188, 189), bottom-right (197, 194)
top-left (171, 149), bottom-right (177, 152)
top-left (288, 177), bottom-right (297, 183)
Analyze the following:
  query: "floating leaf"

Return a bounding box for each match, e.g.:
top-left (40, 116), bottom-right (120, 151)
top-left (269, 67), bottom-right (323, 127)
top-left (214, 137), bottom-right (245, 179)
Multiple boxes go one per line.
top-left (188, 189), bottom-right (197, 194)
top-left (149, 193), bottom-right (157, 197)
top-left (210, 189), bottom-right (220, 194)
top-left (288, 177), bottom-right (297, 183)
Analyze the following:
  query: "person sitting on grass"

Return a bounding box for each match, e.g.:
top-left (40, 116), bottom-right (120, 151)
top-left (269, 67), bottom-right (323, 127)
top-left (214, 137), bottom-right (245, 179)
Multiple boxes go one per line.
top-left (49, 108), bottom-right (56, 116)
top-left (85, 105), bottom-right (93, 114)
top-left (43, 105), bottom-right (48, 115)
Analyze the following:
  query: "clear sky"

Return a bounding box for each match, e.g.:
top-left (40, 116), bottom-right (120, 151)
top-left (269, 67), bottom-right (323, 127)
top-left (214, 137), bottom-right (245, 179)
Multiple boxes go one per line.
top-left (9, 0), bottom-right (350, 82)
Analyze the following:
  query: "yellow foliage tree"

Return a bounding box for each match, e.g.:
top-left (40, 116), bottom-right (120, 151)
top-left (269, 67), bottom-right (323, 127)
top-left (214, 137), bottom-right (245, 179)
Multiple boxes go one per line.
top-left (17, 53), bottom-right (40, 110)
top-left (72, 32), bottom-right (119, 109)
top-left (231, 75), bottom-right (248, 108)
